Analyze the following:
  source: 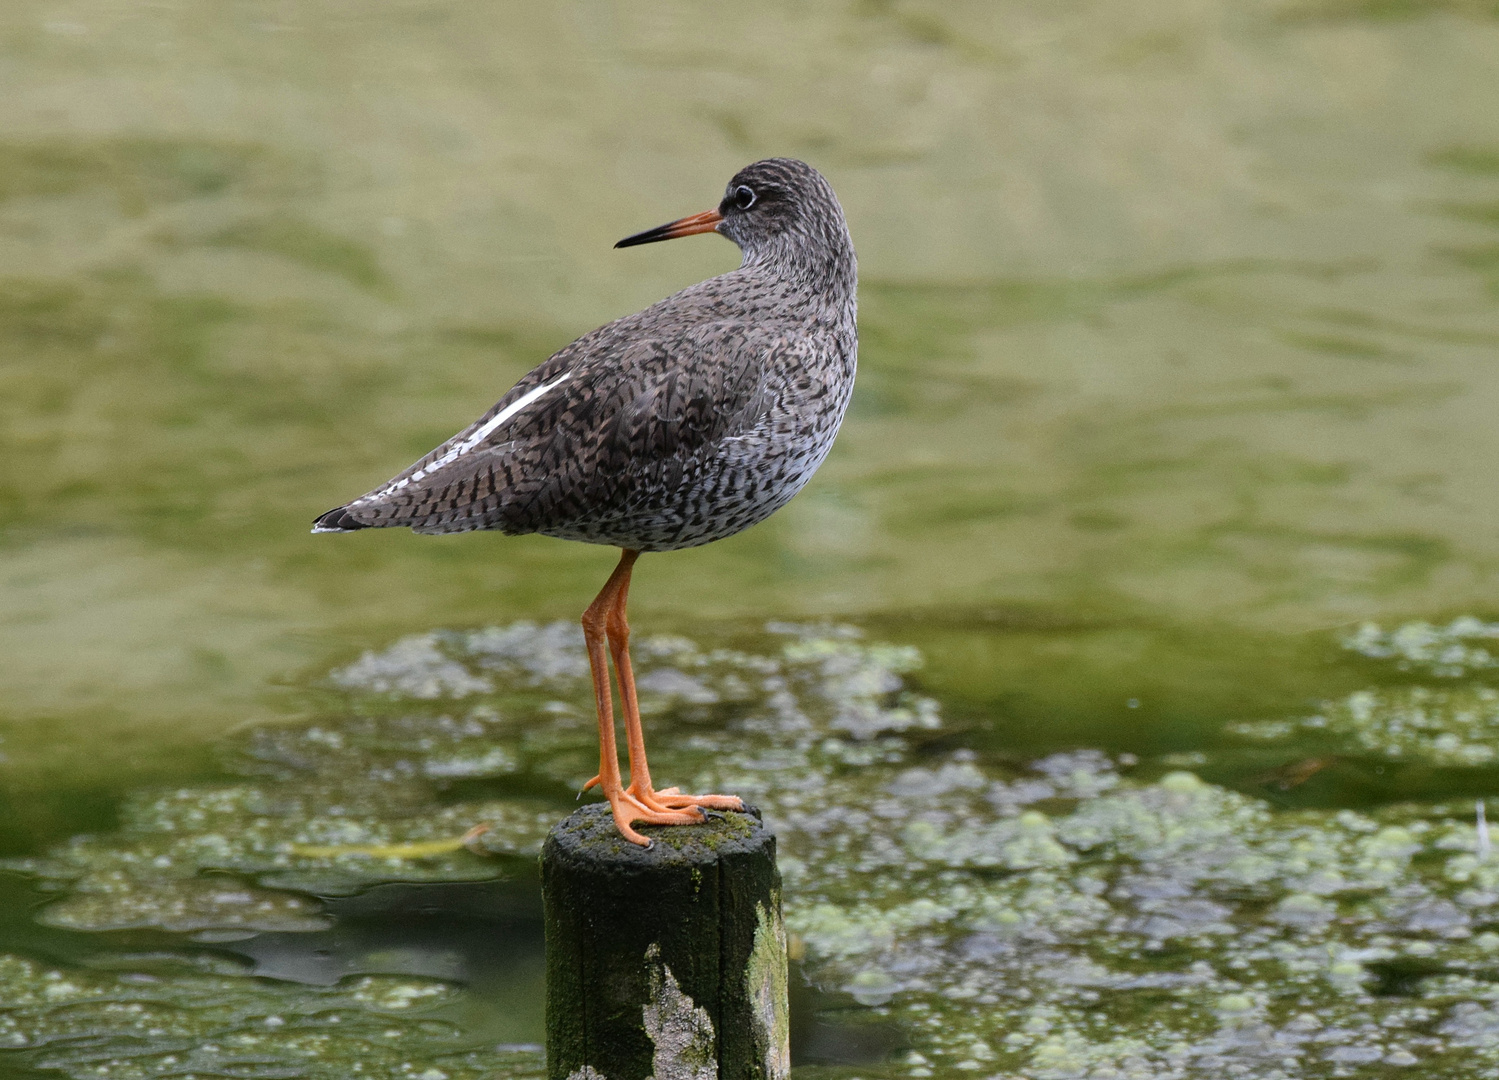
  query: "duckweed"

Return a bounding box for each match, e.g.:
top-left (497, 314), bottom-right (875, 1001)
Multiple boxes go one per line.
top-left (1233, 620), bottom-right (1499, 765)
top-left (0, 954), bottom-right (544, 1079)
top-left (8, 623), bottom-right (1499, 1076)
top-left (1342, 619), bottom-right (1499, 678)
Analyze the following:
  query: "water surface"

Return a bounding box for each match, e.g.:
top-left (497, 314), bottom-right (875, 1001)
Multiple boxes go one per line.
top-left (4, 1), bottom-right (1499, 1076)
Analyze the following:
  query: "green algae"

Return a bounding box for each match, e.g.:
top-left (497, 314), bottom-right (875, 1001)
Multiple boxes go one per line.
top-left (8, 624), bottom-right (1499, 1077)
top-left (5, 4), bottom-right (1499, 1077)
top-left (747, 901), bottom-right (793, 1079)
top-left (38, 877), bottom-right (332, 934)
top-left (1231, 619), bottom-right (1499, 767)
top-left (1342, 618), bottom-right (1499, 678)
top-left (3, 703), bottom-right (565, 909)
top-left (0, 958), bottom-right (546, 1079)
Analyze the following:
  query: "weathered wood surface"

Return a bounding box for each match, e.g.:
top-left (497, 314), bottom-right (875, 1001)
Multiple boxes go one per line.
top-left (542, 803), bottom-right (789, 1080)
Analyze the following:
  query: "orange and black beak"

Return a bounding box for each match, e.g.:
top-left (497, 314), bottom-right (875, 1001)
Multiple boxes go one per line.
top-left (614, 208), bottom-right (724, 249)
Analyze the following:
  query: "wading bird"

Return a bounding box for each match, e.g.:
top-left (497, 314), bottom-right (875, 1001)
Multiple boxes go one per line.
top-left (314, 158), bottom-right (857, 845)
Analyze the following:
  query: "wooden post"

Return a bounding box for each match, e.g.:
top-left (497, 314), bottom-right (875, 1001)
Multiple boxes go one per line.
top-left (542, 804), bottom-right (789, 1080)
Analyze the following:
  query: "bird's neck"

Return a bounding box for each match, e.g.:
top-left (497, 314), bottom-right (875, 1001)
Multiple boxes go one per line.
top-left (740, 227), bottom-right (857, 324)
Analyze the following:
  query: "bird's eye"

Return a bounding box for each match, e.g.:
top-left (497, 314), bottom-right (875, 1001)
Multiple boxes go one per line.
top-left (733, 185), bottom-right (756, 210)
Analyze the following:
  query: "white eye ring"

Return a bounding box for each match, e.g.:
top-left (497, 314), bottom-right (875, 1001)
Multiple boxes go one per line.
top-left (733, 185), bottom-right (756, 210)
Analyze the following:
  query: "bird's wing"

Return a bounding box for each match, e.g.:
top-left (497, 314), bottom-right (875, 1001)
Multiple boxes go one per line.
top-left (317, 317), bottom-right (782, 535)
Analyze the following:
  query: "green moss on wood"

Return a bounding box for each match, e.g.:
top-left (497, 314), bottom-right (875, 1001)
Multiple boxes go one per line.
top-left (745, 900), bottom-right (791, 1079)
top-left (542, 804), bottom-right (785, 1080)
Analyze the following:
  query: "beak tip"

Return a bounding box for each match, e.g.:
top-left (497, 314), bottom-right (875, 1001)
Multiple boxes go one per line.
top-left (613, 208), bottom-right (724, 250)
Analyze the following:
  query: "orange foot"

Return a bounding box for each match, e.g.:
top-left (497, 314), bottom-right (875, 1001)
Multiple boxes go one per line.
top-left (581, 778), bottom-right (744, 845)
top-left (602, 786), bottom-right (704, 847)
top-left (581, 775), bottom-right (743, 813)
top-left (652, 785), bottom-right (746, 812)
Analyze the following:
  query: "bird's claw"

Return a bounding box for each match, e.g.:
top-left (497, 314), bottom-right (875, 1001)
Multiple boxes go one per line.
top-left (655, 792), bottom-right (745, 812)
top-left (604, 786), bottom-right (705, 846)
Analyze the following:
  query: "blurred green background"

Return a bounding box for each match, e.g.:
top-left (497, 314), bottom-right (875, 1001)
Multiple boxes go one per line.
top-left (3, 0), bottom-right (1499, 965)
top-left (7, 0), bottom-right (1499, 808)
top-left (6, 1), bottom-right (1499, 1075)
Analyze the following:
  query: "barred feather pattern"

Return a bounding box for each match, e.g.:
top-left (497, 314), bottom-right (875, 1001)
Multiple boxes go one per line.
top-left (314, 158), bottom-right (857, 553)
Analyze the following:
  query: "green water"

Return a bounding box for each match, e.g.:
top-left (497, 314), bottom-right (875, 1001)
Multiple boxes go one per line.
top-left (5, 0), bottom-right (1499, 1076)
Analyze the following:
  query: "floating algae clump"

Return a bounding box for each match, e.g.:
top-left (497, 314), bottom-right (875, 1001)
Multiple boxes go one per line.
top-left (8, 747), bottom-right (559, 907)
top-left (1233, 619), bottom-right (1499, 765)
top-left (0, 954), bottom-right (546, 1079)
top-left (1342, 618), bottom-right (1499, 678)
top-left (8, 621), bottom-right (1499, 1077)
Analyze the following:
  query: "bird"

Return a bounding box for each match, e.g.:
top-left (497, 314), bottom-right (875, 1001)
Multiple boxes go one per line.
top-left (313, 158), bottom-right (857, 846)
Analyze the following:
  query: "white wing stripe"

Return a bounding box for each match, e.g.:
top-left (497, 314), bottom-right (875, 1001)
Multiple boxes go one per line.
top-left (375, 373), bottom-right (570, 495)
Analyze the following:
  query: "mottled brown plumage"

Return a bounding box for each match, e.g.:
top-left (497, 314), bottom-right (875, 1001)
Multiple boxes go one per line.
top-left (314, 158), bottom-right (857, 844)
top-left (315, 158), bottom-right (856, 552)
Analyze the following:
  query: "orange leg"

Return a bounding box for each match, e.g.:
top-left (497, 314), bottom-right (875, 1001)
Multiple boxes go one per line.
top-left (581, 550), bottom-right (700, 846)
top-left (604, 552), bottom-right (744, 818)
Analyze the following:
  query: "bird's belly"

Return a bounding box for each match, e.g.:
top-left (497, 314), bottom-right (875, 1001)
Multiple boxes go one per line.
top-left (536, 417), bottom-right (839, 553)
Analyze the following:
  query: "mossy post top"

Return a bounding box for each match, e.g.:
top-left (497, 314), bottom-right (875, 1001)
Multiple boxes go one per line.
top-left (544, 802), bottom-right (769, 869)
top-left (543, 803), bottom-right (788, 1080)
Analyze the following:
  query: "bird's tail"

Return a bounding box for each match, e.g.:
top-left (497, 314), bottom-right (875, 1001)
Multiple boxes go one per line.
top-left (311, 505), bottom-right (371, 533)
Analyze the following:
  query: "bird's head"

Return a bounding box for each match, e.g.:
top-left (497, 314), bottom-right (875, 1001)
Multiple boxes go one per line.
top-left (614, 159), bottom-right (852, 282)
